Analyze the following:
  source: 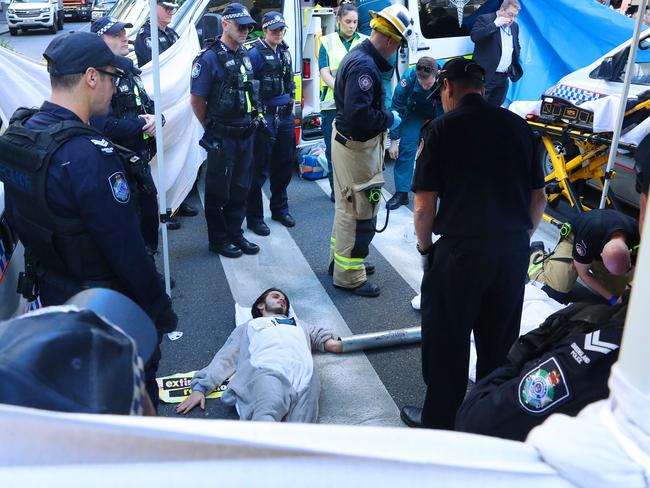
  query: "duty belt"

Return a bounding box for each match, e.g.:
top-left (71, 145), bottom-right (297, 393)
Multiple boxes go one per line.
top-left (209, 121), bottom-right (256, 137)
top-left (334, 131), bottom-right (353, 147)
top-left (263, 103), bottom-right (293, 117)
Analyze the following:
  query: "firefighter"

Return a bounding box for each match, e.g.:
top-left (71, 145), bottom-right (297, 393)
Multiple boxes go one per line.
top-left (246, 12), bottom-right (297, 236)
top-left (319, 3), bottom-right (367, 201)
top-left (329, 4), bottom-right (414, 297)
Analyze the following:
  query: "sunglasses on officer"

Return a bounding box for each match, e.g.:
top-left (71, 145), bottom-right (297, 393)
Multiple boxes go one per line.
top-left (161, 5), bottom-right (177, 13)
top-left (95, 68), bottom-right (123, 87)
top-left (228, 21), bottom-right (254, 32)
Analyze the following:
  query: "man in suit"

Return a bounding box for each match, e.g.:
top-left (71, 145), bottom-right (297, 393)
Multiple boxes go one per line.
top-left (470, 0), bottom-right (523, 107)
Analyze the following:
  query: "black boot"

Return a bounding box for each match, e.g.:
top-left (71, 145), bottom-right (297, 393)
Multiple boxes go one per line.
top-left (386, 192), bottom-right (409, 210)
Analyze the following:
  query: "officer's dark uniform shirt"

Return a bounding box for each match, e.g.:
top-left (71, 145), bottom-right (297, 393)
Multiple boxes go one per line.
top-left (23, 101), bottom-right (167, 318)
top-left (190, 41), bottom-right (251, 129)
top-left (413, 93), bottom-right (544, 237)
top-left (570, 209), bottom-right (639, 264)
top-left (248, 40), bottom-right (290, 107)
top-left (334, 39), bottom-right (394, 141)
top-left (135, 20), bottom-right (179, 67)
top-left (634, 132), bottom-right (650, 195)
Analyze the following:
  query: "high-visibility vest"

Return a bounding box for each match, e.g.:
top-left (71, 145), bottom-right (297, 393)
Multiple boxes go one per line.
top-left (320, 32), bottom-right (367, 110)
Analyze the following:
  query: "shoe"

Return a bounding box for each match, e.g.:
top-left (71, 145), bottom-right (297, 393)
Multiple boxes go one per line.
top-left (328, 261), bottom-right (375, 276)
top-left (247, 220), bottom-right (270, 236)
top-left (157, 272), bottom-right (176, 289)
top-left (177, 201), bottom-right (198, 217)
top-left (272, 213), bottom-right (296, 228)
top-left (335, 281), bottom-right (380, 297)
top-left (232, 236), bottom-right (260, 255)
top-left (400, 406), bottom-right (423, 428)
top-left (386, 192), bottom-right (409, 211)
top-left (167, 216), bottom-right (181, 230)
top-left (530, 241), bottom-right (545, 255)
top-left (209, 240), bottom-right (242, 258)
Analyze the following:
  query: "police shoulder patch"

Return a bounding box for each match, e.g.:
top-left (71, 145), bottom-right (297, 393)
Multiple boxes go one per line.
top-left (576, 240), bottom-right (587, 257)
top-left (108, 171), bottom-right (130, 204)
top-left (358, 74), bottom-right (373, 91)
top-left (145, 37), bottom-right (152, 49)
top-left (401, 78), bottom-right (407, 87)
top-left (191, 62), bottom-right (202, 79)
top-left (518, 357), bottom-right (570, 414)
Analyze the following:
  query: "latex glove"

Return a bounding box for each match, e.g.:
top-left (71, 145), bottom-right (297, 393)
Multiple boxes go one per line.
top-left (388, 140), bottom-right (399, 160)
top-left (389, 110), bottom-right (402, 131)
top-left (494, 15), bottom-right (512, 27)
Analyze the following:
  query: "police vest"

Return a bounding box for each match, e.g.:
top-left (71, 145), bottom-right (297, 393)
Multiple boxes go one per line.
top-left (112, 71), bottom-right (154, 121)
top-left (320, 32), bottom-right (366, 110)
top-left (0, 108), bottom-right (149, 287)
top-left (204, 42), bottom-right (259, 124)
top-left (253, 39), bottom-right (294, 102)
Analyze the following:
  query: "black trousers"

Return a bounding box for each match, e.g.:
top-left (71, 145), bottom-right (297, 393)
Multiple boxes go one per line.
top-left (484, 72), bottom-right (509, 107)
top-left (420, 232), bottom-right (530, 429)
top-left (140, 166), bottom-right (159, 251)
top-left (204, 132), bottom-right (254, 243)
top-left (246, 112), bottom-right (295, 222)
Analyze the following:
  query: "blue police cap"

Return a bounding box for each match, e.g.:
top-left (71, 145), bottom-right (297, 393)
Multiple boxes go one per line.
top-left (43, 32), bottom-right (118, 76)
top-left (91, 16), bottom-right (133, 37)
top-left (222, 2), bottom-right (256, 25)
top-left (262, 11), bottom-right (286, 29)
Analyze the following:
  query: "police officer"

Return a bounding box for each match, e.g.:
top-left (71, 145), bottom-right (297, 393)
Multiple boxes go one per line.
top-left (135, 0), bottom-right (179, 67)
top-left (329, 4), bottom-right (413, 297)
top-left (400, 57), bottom-right (547, 429)
top-left (190, 3), bottom-right (261, 258)
top-left (634, 132), bottom-right (650, 233)
top-left (386, 57), bottom-right (442, 210)
top-left (245, 12), bottom-right (296, 237)
top-left (0, 32), bottom-right (177, 409)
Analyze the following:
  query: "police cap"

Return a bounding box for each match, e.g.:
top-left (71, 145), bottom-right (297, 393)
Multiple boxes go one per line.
top-left (157, 0), bottom-right (179, 8)
top-left (431, 57), bottom-right (485, 95)
top-left (91, 16), bottom-right (134, 37)
top-left (43, 32), bottom-right (118, 76)
top-left (262, 11), bottom-right (286, 29)
top-left (222, 2), bottom-right (256, 25)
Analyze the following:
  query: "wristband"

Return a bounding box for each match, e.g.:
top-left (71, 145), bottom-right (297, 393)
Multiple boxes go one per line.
top-left (608, 296), bottom-right (619, 306)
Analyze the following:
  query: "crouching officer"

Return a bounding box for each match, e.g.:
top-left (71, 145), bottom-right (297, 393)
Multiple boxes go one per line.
top-left (246, 12), bottom-right (296, 237)
top-left (134, 0), bottom-right (179, 67)
top-left (0, 32), bottom-right (178, 409)
top-left (329, 4), bottom-right (414, 297)
top-left (190, 3), bottom-right (262, 258)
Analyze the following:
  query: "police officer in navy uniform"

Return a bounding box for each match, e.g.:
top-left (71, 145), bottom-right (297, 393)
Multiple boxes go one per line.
top-left (190, 3), bottom-right (262, 258)
top-left (134, 0), bottom-right (180, 68)
top-left (245, 11), bottom-right (296, 237)
top-left (0, 32), bottom-right (177, 409)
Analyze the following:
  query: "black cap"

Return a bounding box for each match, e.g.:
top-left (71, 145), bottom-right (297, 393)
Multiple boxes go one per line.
top-left (222, 2), bottom-right (256, 25)
top-left (91, 16), bottom-right (133, 36)
top-left (0, 289), bottom-right (157, 415)
top-left (431, 57), bottom-right (485, 95)
top-left (261, 11), bottom-right (286, 29)
top-left (43, 32), bottom-right (118, 76)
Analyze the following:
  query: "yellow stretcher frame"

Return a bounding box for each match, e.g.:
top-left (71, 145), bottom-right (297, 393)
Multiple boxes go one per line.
top-left (527, 97), bottom-right (650, 212)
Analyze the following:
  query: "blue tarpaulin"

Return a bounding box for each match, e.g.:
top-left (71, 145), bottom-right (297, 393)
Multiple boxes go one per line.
top-left (507, 0), bottom-right (639, 104)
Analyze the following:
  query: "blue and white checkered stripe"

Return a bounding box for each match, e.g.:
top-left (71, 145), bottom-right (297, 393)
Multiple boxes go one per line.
top-left (549, 84), bottom-right (604, 104)
top-left (24, 297), bottom-right (43, 312)
top-left (130, 352), bottom-right (146, 415)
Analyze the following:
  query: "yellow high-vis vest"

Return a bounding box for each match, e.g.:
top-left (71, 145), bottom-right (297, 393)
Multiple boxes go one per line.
top-left (320, 32), bottom-right (367, 110)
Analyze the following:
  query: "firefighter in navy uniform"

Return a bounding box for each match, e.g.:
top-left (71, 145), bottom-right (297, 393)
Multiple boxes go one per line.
top-left (245, 12), bottom-right (296, 237)
top-left (190, 3), bottom-right (262, 258)
top-left (329, 4), bottom-right (414, 297)
top-left (134, 0), bottom-right (180, 67)
top-left (0, 32), bottom-right (177, 409)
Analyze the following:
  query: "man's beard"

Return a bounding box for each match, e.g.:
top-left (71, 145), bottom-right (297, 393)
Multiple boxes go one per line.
top-left (265, 303), bottom-right (287, 316)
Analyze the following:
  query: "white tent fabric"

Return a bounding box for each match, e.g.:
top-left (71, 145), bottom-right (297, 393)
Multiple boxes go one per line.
top-left (0, 25), bottom-right (204, 211)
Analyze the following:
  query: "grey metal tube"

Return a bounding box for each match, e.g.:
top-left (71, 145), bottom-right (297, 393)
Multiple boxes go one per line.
top-left (341, 327), bottom-right (421, 353)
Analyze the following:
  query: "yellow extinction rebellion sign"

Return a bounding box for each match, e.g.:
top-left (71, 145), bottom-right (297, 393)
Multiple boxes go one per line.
top-left (156, 371), bottom-right (231, 404)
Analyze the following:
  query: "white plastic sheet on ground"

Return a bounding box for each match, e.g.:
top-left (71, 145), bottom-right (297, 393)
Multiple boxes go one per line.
top-left (0, 25), bottom-right (204, 211)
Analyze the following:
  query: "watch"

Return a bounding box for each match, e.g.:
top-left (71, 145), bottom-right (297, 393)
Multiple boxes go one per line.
top-left (416, 243), bottom-right (432, 255)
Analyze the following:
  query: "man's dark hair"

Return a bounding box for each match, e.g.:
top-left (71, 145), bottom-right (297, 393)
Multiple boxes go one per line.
top-left (50, 72), bottom-right (84, 90)
top-left (449, 76), bottom-right (484, 92)
top-left (251, 288), bottom-right (290, 318)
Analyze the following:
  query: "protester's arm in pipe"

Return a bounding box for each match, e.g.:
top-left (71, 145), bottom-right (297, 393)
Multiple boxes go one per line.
top-left (414, 191), bottom-right (437, 250)
top-left (190, 94), bottom-right (208, 126)
top-left (528, 188), bottom-right (547, 238)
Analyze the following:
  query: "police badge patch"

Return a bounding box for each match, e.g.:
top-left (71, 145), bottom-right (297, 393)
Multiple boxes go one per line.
top-left (145, 37), bottom-right (152, 49)
top-left (401, 79), bottom-right (407, 87)
top-left (576, 241), bottom-right (587, 257)
top-left (191, 62), bottom-right (202, 79)
top-left (518, 357), bottom-right (570, 414)
top-left (108, 172), bottom-right (130, 203)
top-left (358, 75), bottom-right (373, 91)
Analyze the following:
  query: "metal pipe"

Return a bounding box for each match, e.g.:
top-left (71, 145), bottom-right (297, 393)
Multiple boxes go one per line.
top-left (599, 0), bottom-right (649, 209)
top-left (341, 327), bottom-right (421, 353)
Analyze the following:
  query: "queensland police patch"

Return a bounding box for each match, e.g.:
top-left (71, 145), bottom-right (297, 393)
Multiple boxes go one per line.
top-left (518, 357), bottom-right (570, 414)
top-left (358, 75), bottom-right (373, 91)
top-left (109, 172), bottom-right (130, 203)
top-left (191, 62), bottom-right (202, 79)
top-left (145, 37), bottom-right (152, 49)
top-left (575, 241), bottom-right (587, 257)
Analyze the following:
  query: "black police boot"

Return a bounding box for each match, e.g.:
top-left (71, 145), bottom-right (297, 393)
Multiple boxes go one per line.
top-left (335, 281), bottom-right (380, 297)
top-left (386, 192), bottom-right (409, 210)
top-left (400, 406), bottom-right (423, 428)
top-left (178, 201), bottom-right (198, 217)
top-left (247, 220), bottom-right (270, 236)
top-left (232, 236), bottom-right (260, 255)
top-left (272, 213), bottom-right (296, 228)
top-left (530, 241), bottom-right (545, 255)
top-left (209, 240), bottom-right (243, 258)
top-left (167, 216), bottom-right (181, 230)
top-left (328, 261), bottom-right (375, 276)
